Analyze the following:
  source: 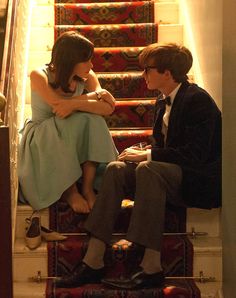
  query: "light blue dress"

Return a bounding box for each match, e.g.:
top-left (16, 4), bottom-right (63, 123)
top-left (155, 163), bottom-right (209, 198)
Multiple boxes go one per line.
top-left (18, 66), bottom-right (118, 210)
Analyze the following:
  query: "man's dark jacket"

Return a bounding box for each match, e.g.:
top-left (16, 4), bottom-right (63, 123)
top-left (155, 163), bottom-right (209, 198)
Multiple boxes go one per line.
top-left (152, 81), bottom-right (221, 209)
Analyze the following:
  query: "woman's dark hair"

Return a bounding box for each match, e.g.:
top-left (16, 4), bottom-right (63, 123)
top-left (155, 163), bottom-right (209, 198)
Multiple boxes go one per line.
top-left (48, 31), bottom-right (94, 92)
top-left (139, 43), bottom-right (193, 83)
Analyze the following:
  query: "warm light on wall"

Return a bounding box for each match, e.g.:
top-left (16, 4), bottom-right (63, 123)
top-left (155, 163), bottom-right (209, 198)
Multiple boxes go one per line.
top-left (179, 0), bottom-right (204, 88)
top-left (18, 0), bottom-right (34, 130)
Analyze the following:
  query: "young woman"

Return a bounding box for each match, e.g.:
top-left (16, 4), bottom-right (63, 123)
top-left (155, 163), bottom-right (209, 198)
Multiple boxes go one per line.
top-left (18, 31), bottom-right (118, 220)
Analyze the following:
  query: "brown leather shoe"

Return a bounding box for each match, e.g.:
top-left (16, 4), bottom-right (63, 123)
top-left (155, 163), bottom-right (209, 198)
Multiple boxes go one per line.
top-left (102, 267), bottom-right (165, 289)
top-left (55, 262), bottom-right (105, 288)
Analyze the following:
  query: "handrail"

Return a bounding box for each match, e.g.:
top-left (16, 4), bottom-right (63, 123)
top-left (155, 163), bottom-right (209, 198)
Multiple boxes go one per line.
top-left (0, 93), bottom-right (12, 298)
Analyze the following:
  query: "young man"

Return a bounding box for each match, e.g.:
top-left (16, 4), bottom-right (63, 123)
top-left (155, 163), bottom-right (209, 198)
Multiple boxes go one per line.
top-left (56, 43), bottom-right (222, 289)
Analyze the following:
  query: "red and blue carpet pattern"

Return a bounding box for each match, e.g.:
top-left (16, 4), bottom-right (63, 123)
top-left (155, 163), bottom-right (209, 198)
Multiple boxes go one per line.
top-left (55, 2), bottom-right (154, 25)
top-left (54, 23), bottom-right (158, 47)
top-left (93, 47), bottom-right (144, 72)
top-left (46, 235), bottom-right (200, 297)
top-left (55, 0), bottom-right (152, 3)
top-left (111, 129), bottom-right (153, 153)
top-left (105, 99), bottom-right (155, 128)
top-left (49, 201), bottom-right (186, 234)
top-left (47, 280), bottom-right (200, 298)
top-left (48, 0), bottom-right (201, 296)
top-left (97, 73), bottom-right (158, 99)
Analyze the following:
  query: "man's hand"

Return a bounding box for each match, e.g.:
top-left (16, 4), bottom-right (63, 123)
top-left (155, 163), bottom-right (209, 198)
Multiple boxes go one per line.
top-left (118, 147), bottom-right (147, 163)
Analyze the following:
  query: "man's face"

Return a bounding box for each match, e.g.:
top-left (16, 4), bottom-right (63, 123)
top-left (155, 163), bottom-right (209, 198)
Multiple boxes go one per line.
top-left (142, 66), bottom-right (167, 91)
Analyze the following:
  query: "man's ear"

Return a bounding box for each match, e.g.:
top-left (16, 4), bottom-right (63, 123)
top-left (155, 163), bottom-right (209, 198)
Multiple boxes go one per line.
top-left (163, 69), bottom-right (174, 81)
top-left (164, 69), bottom-right (171, 78)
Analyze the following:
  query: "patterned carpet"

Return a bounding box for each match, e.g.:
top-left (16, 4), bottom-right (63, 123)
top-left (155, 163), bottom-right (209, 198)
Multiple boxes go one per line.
top-left (46, 235), bottom-right (200, 297)
top-left (92, 47), bottom-right (144, 72)
top-left (55, 0), bottom-right (152, 3)
top-left (55, 23), bottom-right (158, 47)
top-left (50, 201), bottom-right (186, 234)
top-left (46, 279), bottom-right (200, 298)
top-left (55, 2), bottom-right (154, 25)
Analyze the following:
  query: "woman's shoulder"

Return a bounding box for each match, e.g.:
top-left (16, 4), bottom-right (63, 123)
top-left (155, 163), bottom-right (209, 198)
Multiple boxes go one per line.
top-left (30, 66), bottom-right (55, 86)
top-left (30, 65), bottom-right (50, 79)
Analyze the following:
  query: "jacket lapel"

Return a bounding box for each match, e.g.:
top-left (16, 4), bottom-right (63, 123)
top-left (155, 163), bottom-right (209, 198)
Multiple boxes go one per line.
top-left (166, 81), bottom-right (190, 143)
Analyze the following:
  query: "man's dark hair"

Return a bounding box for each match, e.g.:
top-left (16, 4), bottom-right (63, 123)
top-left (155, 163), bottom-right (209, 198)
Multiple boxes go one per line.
top-left (139, 43), bottom-right (193, 83)
top-left (48, 31), bottom-right (94, 92)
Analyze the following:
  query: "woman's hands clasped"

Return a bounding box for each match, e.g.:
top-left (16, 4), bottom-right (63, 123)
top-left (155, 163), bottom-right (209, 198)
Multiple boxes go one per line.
top-left (52, 99), bottom-right (76, 118)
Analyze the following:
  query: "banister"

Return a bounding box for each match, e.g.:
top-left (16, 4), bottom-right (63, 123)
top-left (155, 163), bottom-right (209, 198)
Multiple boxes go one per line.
top-left (0, 92), bottom-right (13, 298)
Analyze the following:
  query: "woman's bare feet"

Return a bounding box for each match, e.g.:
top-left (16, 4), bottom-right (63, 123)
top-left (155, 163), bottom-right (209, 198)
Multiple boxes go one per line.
top-left (83, 189), bottom-right (97, 210)
top-left (62, 184), bottom-right (90, 213)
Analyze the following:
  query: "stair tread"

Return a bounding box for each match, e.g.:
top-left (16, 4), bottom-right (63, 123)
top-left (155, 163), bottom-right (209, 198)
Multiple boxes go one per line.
top-left (14, 238), bottom-right (48, 254)
top-left (13, 280), bottom-right (222, 298)
top-left (14, 236), bottom-right (222, 255)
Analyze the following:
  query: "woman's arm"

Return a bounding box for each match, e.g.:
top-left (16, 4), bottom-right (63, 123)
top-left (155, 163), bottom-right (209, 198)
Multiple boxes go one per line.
top-left (84, 70), bottom-right (116, 110)
top-left (30, 69), bottom-right (64, 105)
top-left (84, 69), bottom-right (101, 92)
top-left (30, 69), bottom-right (115, 117)
top-left (52, 97), bottom-right (114, 118)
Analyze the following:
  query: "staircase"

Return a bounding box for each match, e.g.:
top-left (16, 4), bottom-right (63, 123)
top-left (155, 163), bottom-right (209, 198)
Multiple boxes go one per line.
top-left (13, 0), bottom-right (222, 297)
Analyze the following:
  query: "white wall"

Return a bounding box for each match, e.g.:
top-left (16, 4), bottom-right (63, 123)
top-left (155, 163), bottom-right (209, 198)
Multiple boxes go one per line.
top-left (179, 0), bottom-right (222, 110)
top-left (179, 1), bottom-right (236, 296)
top-left (222, 0), bottom-right (236, 297)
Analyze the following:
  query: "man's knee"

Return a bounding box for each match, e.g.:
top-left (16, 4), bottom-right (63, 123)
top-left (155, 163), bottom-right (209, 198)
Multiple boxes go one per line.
top-left (135, 161), bottom-right (151, 177)
top-left (105, 161), bottom-right (126, 178)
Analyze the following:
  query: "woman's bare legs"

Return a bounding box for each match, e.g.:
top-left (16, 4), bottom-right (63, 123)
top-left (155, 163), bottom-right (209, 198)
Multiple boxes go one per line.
top-left (82, 161), bottom-right (97, 210)
top-left (62, 183), bottom-right (90, 214)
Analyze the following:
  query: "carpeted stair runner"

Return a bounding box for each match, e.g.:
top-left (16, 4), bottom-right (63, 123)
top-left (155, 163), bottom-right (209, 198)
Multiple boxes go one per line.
top-left (48, 0), bottom-right (201, 297)
top-left (93, 47), bottom-right (144, 72)
top-left (104, 99), bottom-right (156, 128)
top-left (46, 235), bottom-right (200, 297)
top-left (55, 23), bottom-right (158, 47)
top-left (55, 2), bottom-right (154, 25)
top-left (97, 73), bottom-right (157, 98)
top-left (55, 0), bottom-right (152, 3)
top-left (48, 235), bottom-right (193, 278)
top-left (50, 201), bottom-right (186, 234)
top-left (47, 279), bottom-right (200, 298)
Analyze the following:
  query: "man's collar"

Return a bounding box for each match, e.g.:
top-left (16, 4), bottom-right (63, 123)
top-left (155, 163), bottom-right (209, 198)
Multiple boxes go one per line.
top-left (164, 83), bottom-right (182, 104)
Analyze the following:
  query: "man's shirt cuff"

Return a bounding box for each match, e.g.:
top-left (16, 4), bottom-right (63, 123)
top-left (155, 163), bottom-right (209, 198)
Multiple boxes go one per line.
top-left (146, 149), bottom-right (152, 161)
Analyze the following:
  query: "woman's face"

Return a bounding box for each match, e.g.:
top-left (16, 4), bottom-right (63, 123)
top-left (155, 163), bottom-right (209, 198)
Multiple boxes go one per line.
top-left (72, 59), bottom-right (93, 79)
top-left (68, 59), bottom-right (93, 91)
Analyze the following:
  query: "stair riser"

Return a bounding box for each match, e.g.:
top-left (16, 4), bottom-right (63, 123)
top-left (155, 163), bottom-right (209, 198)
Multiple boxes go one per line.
top-left (193, 251), bottom-right (222, 281)
top-left (187, 208), bottom-right (221, 237)
top-left (14, 253), bottom-right (47, 282)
